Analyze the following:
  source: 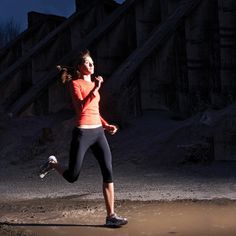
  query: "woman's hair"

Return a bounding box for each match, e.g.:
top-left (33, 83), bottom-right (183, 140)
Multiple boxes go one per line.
top-left (57, 49), bottom-right (91, 84)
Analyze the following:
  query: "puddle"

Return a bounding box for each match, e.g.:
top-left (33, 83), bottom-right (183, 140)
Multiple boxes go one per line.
top-left (1, 200), bottom-right (236, 236)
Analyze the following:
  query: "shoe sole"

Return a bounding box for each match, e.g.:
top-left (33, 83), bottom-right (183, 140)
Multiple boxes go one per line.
top-left (39, 156), bottom-right (57, 179)
top-left (104, 224), bottom-right (122, 228)
top-left (105, 221), bottom-right (128, 228)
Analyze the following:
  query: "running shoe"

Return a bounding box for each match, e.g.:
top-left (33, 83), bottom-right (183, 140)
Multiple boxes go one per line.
top-left (105, 213), bottom-right (128, 227)
top-left (39, 155), bottom-right (57, 178)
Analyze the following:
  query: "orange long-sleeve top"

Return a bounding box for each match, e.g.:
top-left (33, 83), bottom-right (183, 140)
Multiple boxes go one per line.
top-left (69, 79), bottom-right (108, 127)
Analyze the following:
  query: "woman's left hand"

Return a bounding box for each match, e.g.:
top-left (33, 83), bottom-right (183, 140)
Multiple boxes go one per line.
top-left (94, 76), bottom-right (103, 89)
top-left (105, 124), bottom-right (118, 135)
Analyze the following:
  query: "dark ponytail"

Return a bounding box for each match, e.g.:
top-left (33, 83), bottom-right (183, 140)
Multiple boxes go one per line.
top-left (56, 65), bottom-right (74, 84)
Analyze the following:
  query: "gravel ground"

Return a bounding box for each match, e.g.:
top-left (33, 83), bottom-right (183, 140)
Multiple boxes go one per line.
top-left (0, 108), bottom-right (236, 202)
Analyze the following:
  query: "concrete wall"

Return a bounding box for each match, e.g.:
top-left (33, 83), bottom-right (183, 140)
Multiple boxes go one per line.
top-left (215, 117), bottom-right (236, 161)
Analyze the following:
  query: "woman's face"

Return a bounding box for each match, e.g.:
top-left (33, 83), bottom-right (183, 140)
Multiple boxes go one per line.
top-left (78, 56), bottom-right (94, 75)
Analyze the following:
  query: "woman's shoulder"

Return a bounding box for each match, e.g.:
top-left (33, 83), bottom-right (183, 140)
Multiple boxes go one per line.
top-left (71, 78), bottom-right (83, 86)
top-left (68, 79), bottom-right (81, 92)
top-left (72, 78), bottom-right (91, 84)
top-left (71, 78), bottom-right (81, 83)
top-left (74, 78), bottom-right (95, 87)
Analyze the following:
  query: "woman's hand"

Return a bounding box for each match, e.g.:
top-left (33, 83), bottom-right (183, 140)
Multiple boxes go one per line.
top-left (104, 124), bottom-right (118, 135)
top-left (94, 76), bottom-right (103, 89)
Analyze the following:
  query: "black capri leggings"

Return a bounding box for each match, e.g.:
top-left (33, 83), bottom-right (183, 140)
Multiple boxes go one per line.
top-left (63, 126), bottom-right (113, 183)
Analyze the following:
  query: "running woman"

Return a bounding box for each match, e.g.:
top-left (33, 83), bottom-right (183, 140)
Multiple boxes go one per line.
top-left (39, 49), bottom-right (128, 227)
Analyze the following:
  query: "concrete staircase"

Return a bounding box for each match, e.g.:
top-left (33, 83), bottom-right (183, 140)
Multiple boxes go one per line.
top-left (1, 0), bottom-right (235, 123)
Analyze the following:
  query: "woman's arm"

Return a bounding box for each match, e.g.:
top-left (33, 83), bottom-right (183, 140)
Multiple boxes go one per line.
top-left (100, 116), bottom-right (118, 135)
top-left (100, 116), bottom-right (109, 127)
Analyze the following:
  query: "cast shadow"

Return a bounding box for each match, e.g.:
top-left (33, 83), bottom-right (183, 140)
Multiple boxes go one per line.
top-left (0, 221), bottom-right (120, 229)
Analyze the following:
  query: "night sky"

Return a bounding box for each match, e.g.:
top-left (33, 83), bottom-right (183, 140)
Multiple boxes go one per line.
top-left (0, 0), bottom-right (125, 31)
